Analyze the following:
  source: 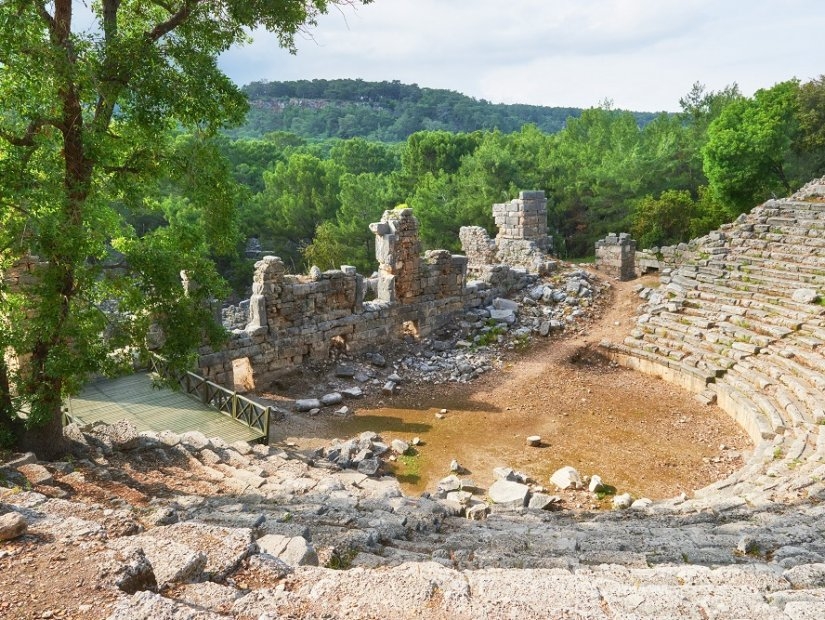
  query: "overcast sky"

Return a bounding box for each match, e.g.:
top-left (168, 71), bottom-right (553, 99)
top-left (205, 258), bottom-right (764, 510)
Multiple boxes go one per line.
top-left (218, 0), bottom-right (825, 112)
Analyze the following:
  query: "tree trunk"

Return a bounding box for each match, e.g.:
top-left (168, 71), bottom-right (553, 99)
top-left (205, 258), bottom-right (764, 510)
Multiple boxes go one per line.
top-left (0, 358), bottom-right (25, 445)
top-left (16, 398), bottom-right (66, 461)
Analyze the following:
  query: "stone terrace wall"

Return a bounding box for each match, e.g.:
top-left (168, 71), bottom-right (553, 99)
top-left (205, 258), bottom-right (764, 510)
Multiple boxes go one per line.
top-left (199, 208), bottom-right (533, 390)
top-left (594, 233), bottom-right (637, 280)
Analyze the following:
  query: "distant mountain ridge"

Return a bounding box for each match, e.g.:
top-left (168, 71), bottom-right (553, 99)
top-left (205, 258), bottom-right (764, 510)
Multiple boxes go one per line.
top-left (231, 78), bottom-right (658, 141)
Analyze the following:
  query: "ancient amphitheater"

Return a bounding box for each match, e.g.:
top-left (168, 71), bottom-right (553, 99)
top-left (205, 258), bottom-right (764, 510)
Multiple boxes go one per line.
top-left (4, 178), bottom-right (825, 619)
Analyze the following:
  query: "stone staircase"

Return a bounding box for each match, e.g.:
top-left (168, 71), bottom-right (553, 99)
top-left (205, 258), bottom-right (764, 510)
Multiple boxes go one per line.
top-left (601, 177), bottom-right (825, 515)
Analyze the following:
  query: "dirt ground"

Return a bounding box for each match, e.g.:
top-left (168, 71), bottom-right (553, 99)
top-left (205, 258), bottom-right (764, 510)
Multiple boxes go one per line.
top-left (269, 273), bottom-right (751, 500)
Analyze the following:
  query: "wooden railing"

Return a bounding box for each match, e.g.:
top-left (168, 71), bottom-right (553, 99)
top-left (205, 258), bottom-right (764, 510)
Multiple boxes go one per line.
top-left (149, 355), bottom-right (271, 443)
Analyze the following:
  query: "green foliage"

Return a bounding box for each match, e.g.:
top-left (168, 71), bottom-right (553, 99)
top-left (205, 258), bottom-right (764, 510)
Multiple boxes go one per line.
top-left (233, 79), bottom-right (659, 141)
top-left (303, 172), bottom-right (399, 273)
top-left (0, 0), bottom-right (370, 457)
top-left (631, 188), bottom-right (730, 249)
top-left (703, 81), bottom-right (801, 211)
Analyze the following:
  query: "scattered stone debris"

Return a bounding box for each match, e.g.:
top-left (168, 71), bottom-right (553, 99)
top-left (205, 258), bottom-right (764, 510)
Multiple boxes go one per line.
top-left (287, 268), bottom-right (606, 413)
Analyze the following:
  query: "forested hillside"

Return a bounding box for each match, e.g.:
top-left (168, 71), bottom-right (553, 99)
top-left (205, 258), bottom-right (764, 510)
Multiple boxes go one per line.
top-left (231, 79), bottom-right (658, 141)
top-left (206, 77), bottom-right (825, 295)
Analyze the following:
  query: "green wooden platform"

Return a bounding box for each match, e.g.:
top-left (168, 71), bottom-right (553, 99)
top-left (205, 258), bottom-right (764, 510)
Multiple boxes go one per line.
top-left (67, 373), bottom-right (266, 444)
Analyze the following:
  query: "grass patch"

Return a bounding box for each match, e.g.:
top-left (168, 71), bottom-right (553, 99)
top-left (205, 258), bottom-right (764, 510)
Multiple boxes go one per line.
top-left (326, 548), bottom-right (358, 570)
top-left (595, 484), bottom-right (617, 500)
top-left (394, 452), bottom-right (422, 486)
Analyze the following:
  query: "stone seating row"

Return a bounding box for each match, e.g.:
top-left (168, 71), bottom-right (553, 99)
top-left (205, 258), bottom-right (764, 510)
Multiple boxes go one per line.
top-left (605, 180), bottom-right (825, 506)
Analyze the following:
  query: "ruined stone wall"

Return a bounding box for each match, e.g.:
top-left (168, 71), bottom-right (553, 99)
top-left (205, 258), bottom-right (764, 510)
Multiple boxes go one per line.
top-left (200, 208), bottom-right (514, 390)
top-left (493, 190), bottom-right (549, 246)
top-left (460, 191), bottom-right (556, 276)
top-left (594, 233), bottom-right (637, 280)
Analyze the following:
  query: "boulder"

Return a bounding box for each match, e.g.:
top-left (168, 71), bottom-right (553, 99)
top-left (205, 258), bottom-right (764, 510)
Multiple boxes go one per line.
top-left (588, 474), bottom-right (604, 494)
top-left (256, 535), bottom-right (318, 567)
top-left (357, 458), bottom-right (381, 476)
top-left (180, 431), bottom-right (211, 451)
top-left (792, 288), bottom-right (820, 304)
top-left (493, 467), bottom-right (518, 482)
top-left (0, 512), bottom-right (27, 540)
top-left (613, 493), bottom-right (633, 509)
top-left (391, 439), bottom-right (410, 455)
top-left (320, 392), bottom-right (343, 406)
top-left (630, 498), bottom-right (653, 510)
top-left (465, 503), bottom-right (490, 521)
top-left (550, 466), bottom-right (583, 490)
top-left (528, 493), bottom-right (559, 511)
top-left (17, 463), bottom-right (54, 486)
top-left (335, 365), bottom-right (356, 378)
top-left (294, 398), bottom-right (322, 412)
top-left (492, 297), bottom-right (519, 312)
top-left (489, 308), bottom-right (515, 323)
top-left (488, 480), bottom-right (529, 510)
top-left (437, 475), bottom-right (462, 494)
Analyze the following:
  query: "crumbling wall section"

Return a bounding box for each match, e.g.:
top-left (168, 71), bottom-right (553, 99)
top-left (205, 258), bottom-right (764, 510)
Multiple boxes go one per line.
top-left (460, 191), bottom-right (556, 276)
top-left (200, 209), bottom-right (488, 389)
top-left (594, 233), bottom-right (637, 281)
top-left (458, 226), bottom-right (497, 274)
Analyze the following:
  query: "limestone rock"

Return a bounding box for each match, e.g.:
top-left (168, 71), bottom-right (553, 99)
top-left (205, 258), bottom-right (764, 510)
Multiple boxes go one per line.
top-left (792, 288), bottom-right (820, 304)
top-left (588, 475), bottom-right (604, 494)
top-left (0, 512), bottom-right (28, 540)
top-left (110, 537), bottom-right (206, 589)
top-left (256, 535), bottom-right (318, 567)
top-left (341, 387), bottom-right (363, 399)
top-left (466, 504), bottom-right (490, 521)
top-left (550, 466), bottom-right (583, 490)
top-left (335, 365), bottom-right (356, 378)
top-left (492, 298), bottom-right (519, 312)
top-left (527, 493), bottom-right (559, 511)
top-left (357, 458), bottom-right (381, 476)
top-left (437, 475), bottom-right (462, 494)
top-left (525, 435), bottom-right (541, 447)
top-left (180, 431), bottom-right (211, 451)
top-left (391, 439), bottom-right (409, 455)
top-left (612, 493), bottom-right (632, 509)
top-left (107, 590), bottom-right (225, 620)
top-left (630, 498), bottom-right (653, 510)
top-left (294, 398), bottom-right (322, 412)
top-left (488, 480), bottom-right (529, 510)
top-left (17, 463), bottom-right (54, 486)
top-left (493, 467), bottom-right (518, 482)
top-left (784, 563), bottom-right (825, 588)
top-left (321, 392), bottom-right (343, 406)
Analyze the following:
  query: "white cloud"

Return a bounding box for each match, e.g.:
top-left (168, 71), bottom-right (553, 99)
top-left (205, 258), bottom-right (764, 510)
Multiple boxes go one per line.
top-left (218, 0), bottom-right (825, 112)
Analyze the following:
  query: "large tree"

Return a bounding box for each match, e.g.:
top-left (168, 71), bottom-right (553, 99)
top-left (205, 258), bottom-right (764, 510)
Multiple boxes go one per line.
top-left (0, 0), bottom-right (369, 458)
